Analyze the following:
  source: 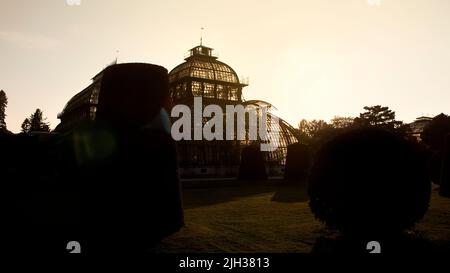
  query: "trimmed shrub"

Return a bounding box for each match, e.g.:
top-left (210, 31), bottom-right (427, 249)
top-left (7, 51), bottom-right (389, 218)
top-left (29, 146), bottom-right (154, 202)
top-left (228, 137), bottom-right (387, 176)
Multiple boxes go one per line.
top-left (284, 143), bottom-right (311, 182)
top-left (238, 145), bottom-right (267, 180)
top-left (308, 128), bottom-right (431, 237)
top-left (440, 134), bottom-right (450, 197)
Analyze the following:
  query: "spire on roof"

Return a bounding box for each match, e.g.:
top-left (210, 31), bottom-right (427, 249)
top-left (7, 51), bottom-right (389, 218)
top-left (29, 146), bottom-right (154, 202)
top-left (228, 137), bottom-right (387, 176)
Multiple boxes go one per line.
top-left (200, 27), bottom-right (204, 46)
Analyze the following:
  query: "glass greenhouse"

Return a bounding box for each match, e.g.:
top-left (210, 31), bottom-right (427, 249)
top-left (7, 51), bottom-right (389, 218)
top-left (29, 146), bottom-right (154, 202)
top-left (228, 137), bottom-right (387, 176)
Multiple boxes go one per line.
top-left (169, 45), bottom-right (300, 177)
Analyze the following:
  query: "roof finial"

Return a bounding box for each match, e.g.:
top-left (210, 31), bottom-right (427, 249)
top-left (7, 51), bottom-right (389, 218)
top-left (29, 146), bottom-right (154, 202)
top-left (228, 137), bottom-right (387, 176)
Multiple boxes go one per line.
top-left (115, 50), bottom-right (119, 64)
top-left (200, 27), bottom-right (204, 46)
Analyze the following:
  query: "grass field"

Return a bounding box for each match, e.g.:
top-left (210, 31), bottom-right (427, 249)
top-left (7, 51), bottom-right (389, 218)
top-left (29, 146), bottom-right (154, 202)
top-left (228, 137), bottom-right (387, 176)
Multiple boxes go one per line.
top-left (149, 182), bottom-right (450, 253)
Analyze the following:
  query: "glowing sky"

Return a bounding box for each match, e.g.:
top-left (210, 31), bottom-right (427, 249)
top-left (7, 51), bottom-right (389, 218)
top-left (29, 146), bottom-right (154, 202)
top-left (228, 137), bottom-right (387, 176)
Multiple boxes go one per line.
top-left (1, 0), bottom-right (449, 132)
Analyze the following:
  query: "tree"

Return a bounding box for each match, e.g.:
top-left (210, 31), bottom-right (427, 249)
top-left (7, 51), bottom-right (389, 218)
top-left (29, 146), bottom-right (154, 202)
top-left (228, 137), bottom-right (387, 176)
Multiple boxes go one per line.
top-left (21, 118), bottom-right (31, 133)
top-left (298, 119), bottom-right (331, 139)
top-left (330, 116), bottom-right (355, 129)
top-left (354, 105), bottom-right (403, 129)
top-left (308, 128), bottom-right (430, 238)
top-left (298, 119), bottom-right (310, 140)
top-left (0, 90), bottom-right (7, 132)
top-left (21, 109), bottom-right (50, 133)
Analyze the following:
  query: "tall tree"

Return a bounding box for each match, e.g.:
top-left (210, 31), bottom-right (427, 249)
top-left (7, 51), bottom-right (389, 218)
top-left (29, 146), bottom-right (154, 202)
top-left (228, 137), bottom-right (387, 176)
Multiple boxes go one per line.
top-left (298, 119), bottom-right (310, 138)
top-left (21, 109), bottom-right (50, 133)
top-left (21, 118), bottom-right (31, 133)
top-left (354, 105), bottom-right (403, 129)
top-left (0, 90), bottom-right (7, 132)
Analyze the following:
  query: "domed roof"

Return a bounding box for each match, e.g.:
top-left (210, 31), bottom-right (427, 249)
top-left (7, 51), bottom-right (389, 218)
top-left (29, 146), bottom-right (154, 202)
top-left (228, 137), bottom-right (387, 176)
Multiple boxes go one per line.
top-left (169, 45), bottom-right (241, 85)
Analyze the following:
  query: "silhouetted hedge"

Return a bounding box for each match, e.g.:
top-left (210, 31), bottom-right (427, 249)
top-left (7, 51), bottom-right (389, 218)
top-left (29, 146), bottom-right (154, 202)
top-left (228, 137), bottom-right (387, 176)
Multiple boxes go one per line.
top-left (308, 128), bottom-right (431, 237)
top-left (4, 64), bottom-right (184, 254)
top-left (429, 151), bottom-right (442, 185)
top-left (284, 143), bottom-right (311, 182)
top-left (238, 145), bottom-right (267, 180)
top-left (440, 134), bottom-right (450, 197)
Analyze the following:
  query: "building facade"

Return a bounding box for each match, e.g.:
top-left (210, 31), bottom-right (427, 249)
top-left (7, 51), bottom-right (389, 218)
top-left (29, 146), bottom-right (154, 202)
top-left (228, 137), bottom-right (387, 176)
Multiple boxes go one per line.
top-left (55, 47), bottom-right (301, 178)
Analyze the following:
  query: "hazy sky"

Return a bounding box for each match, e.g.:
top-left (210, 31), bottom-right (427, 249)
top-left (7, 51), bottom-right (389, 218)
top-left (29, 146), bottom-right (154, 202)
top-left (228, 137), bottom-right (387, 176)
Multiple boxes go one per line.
top-left (1, 0), bottom-right (449, 133)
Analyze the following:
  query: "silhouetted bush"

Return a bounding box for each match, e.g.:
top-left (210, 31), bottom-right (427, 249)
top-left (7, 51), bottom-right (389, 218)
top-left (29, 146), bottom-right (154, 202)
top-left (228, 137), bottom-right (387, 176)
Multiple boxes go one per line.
top-left (238, 145), bottom-right (267, 180)
top-left (422, 114), bottom-right (450, 185)
top-left (5, 64), bottom-right (184, 254)
top-left (440, 134), bottom-right (450, 197)
top-left (429, 151), bottom-right (442, 185)
top-left (308, 128), bottom-right (431, 237)
top-left (284, 143), bottom-right (311, 182)
top-left (96, 63), bottom-right (169, 127)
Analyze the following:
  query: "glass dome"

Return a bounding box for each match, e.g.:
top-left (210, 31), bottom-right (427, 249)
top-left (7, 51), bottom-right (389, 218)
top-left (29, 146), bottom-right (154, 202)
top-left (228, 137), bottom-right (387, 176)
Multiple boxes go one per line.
top-left (168, 45), bottom-right (301, 177)
top-left (169, 59), bottom-right (239, 84)
top-left (168, 45), bottom-right (247, 102)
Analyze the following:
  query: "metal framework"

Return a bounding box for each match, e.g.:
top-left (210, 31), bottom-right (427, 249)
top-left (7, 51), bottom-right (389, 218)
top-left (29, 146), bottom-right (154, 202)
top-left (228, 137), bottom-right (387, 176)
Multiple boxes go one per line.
top-left (169, 45), bottom-right (245, 104)
top-left (56, 77), bottom-right (101, 131)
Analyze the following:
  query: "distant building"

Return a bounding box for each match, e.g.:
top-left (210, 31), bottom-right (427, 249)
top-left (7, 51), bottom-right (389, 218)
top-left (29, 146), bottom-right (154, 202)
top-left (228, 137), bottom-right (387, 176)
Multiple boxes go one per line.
top-left (409, 116), bottom-right (433, 141)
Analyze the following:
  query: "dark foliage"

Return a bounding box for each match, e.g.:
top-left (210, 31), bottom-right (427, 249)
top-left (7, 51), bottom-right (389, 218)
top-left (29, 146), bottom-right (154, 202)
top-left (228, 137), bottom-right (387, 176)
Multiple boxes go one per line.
top-left (330, 116), bottom-right (355, 129)
top-left (421, 114), bottom-right (450, 184)
top-left (298, 119), bottom-right (331, 139)
top-left (238, 145), bottom-right (267, 180)
top-left (21, 109), bottom-right (50, 133)
top-left (59, 120), bottom-right (184, 254)
top-left (429, 151), bottom-right (443, 184)
top-left (4, 63), bottom-right (184, 255)
top-left (308, 128), bottom-right (431, 237)
top-left (440, 134), bottom-right (450, 197)
top-left (298, 106), bottom-right (410, 157)
top-left (354, 105), bottom-right (403, 130)
top-left (0, 90), bottom-right (7, 132)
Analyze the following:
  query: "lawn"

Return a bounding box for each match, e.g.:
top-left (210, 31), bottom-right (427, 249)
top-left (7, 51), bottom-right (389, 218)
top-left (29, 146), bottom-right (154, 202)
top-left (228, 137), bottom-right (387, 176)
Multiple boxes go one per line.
top-left (149, 182), bottom-right (450, 253)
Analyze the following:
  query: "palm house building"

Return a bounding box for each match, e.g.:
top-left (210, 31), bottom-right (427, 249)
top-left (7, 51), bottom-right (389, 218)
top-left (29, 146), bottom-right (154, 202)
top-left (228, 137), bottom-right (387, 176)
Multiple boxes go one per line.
top-left (169, 44), bottom-right (300, 177)
top-left (54, 44), bottom-right (301, 178)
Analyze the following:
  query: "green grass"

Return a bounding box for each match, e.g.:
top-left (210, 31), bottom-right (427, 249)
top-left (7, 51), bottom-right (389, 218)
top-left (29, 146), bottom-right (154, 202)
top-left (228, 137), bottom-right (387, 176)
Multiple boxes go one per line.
top-left (149, 183), bottom-right (450, 253)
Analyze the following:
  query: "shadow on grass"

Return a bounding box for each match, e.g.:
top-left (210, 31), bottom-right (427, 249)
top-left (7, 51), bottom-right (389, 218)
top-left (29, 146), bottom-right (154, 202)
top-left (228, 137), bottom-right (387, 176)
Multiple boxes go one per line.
top-left (181, 180), bottom-right (311, 209)
top-left (182, 184), bottom-right (278, 209)
top-left (271, 182), bottom-right (309, 203)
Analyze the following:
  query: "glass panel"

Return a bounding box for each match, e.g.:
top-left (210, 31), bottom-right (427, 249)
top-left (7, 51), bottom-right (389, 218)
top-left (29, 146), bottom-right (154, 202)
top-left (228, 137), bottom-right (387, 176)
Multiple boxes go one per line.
top-left (191, 81), bottom-right (202, 96)
top-left (175, 83), bottom-right (185, 99)
top-left (178, 67), bottom-right (190, 78)
top-left (229, 87), bottom-right (239, 101)
top-left (90, 85), bottom-right (100, 104)
top-left (90, 106), bottom-right (97, 120)
top-left (216, 84), bottom-right (228, 99)
top-left (191, 67), bottom-right (214, 80)
top-left (203, 83), bottom-right (215, 98)
top-left (193, 61), bottom-right (213, 69)
top-left (215, 71), bottom-right (237, 83)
